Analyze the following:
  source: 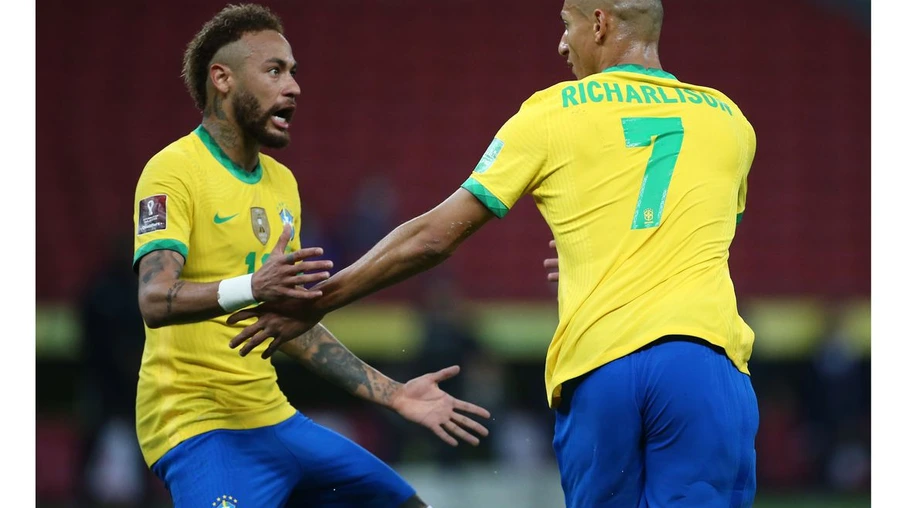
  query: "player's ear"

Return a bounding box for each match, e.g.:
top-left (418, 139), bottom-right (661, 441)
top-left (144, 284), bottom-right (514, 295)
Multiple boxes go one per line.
top-left (593, 9), bottom-right (608, 43)
top-left (209, 63), bottom-right (233, 95)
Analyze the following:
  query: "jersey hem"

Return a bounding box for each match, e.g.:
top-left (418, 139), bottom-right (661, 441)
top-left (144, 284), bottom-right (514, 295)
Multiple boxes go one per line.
top-left (547, 328), bottom-right (750, 407)
top-left (141, 403), bottom-right (297, 467)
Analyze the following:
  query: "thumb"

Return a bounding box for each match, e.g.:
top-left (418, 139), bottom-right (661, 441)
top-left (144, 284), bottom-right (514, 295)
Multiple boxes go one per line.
top-left (273, 223), bottom-right (292, 255)
top-left (431, 365), bottom-right (461, 383)
top-left (227, 309), bottom-right (259, 325)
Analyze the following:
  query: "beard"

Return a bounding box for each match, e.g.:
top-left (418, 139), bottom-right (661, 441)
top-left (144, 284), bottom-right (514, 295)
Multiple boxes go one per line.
top-left (232, 89), bottom-right (290, 149)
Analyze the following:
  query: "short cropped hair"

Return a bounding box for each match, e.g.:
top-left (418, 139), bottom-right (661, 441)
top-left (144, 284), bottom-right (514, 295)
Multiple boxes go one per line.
top-left (182, 4), bottom-right (284, 110)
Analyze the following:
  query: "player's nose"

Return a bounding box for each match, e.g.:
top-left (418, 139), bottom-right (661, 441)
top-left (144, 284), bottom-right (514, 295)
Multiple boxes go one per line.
top-left (285, 76), bottom-right (301, 97)
top-left (558, 35), bottom-right (569, 58)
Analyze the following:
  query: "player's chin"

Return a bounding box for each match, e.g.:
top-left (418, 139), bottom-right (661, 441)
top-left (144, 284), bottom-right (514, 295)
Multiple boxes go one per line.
top-left (259, 128), bottom-right (291, 149)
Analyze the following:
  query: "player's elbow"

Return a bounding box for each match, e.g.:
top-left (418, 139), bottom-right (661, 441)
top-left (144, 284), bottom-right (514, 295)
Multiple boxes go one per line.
top-left (411, 229), bottom-right (456, 265)
top-left (138, 289), bottom-right (168, 329)
top-left (140, 308), bottom-right (166, 329)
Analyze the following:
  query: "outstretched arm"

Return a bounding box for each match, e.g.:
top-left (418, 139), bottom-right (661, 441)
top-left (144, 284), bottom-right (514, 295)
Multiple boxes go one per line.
top-left (229, 189), bottom-right (495, 357)
top-left (313, 188), bottom-right (494, 314)
top-left (279, 323), bottom-right (490, 446)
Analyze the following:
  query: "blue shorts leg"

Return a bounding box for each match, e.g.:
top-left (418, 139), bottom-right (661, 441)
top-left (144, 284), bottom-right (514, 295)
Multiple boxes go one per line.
top-left (151, 418), bottom-right (302, 508)
top-left (639, 338), bottom-right (759, 508)
top-left (552, 337), bottom-right (759, 508)
top-left (553, 352), bottom-right (645, 508)
top-left (279, 413), bottom-right (417, 507)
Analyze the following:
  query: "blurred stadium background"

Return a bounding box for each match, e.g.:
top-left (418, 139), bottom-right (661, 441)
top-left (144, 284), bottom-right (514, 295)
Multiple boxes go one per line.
top-left (36, 0), bottom-right (870, 506)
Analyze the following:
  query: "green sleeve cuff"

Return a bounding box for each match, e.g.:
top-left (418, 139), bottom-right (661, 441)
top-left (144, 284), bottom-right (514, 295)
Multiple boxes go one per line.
top-left (736, 212), bottom-right (744, 225)
top-left (461, 177), bottom-right (510, 219)
top-left (133, 239), bottom-right (189, 271)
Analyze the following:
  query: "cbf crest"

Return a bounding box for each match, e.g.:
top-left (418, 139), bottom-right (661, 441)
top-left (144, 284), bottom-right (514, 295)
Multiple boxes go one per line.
top-left (250, 207), bottom-right (270, 245)
top-left (277, 203), bottom-right (295, 241)
top-left (212, 495), bottom-right (238, 508)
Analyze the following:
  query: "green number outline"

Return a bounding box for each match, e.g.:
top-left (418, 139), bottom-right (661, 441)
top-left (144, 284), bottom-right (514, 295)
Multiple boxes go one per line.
top-left (245, 252), bottom-right (271, 274)
top-left (621, 117), bottom-right (685, 229)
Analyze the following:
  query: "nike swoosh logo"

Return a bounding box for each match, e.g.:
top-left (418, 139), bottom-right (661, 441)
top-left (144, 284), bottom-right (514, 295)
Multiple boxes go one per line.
top-left (214, 212), bottom-right (239, 224)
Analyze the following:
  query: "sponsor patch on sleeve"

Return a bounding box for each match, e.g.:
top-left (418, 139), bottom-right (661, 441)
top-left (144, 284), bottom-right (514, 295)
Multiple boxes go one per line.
top-left (474, 138), bottom-right (505, 174)
top-left (138, 194), bottom-right (168, 235)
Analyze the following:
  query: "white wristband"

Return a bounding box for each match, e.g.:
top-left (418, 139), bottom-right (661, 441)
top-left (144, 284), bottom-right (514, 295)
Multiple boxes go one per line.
top-left (217, 274), bottom-right (258, 312)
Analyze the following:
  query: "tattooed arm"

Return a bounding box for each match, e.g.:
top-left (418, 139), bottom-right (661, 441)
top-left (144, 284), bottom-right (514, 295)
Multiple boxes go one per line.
top-left (137, 249), bottom-right (224, 328)
top-left (278, 323), bottom-right (401, 406)
top-left (279, 324), bottom-right (492, 446)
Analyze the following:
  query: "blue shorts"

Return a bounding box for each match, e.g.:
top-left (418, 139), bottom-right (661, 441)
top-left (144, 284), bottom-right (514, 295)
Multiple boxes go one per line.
top-left (151, 412), bottom-right (417, 508)
top-left (553, 336), bottom-right (759, 508)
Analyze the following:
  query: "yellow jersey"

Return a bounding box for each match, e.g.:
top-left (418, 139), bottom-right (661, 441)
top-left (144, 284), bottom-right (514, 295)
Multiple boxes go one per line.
top-left (462, 64), bottom-right (756, 407)
top-left (132, 126), bottom-right (302, 465)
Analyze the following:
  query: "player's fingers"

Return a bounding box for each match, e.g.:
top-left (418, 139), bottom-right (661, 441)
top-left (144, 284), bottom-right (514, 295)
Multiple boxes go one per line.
top-left (286, 247), bottom-right (324, 263)
top-left (273, 223), bottom-right (292, 256)
top-left (288, 271), bottom-right (331, 286)
top-left (549, 240), bottom-right (556, 249)
top-left (433, 425), bottom-right (458, 447)
top-left (453, 399), bottom-right (491, 419)
top-left (282, 287), bottom-right (325, 300)
top-left (291, 259), bottom-right (333, 273)
top-left (543, 258), bottom-right (558, 269)
top-left (228, 320), bottom-right (264, 347)
top-left (261, 339), bottom-right (282, 360)
top-left (443, 421), bottom-right (480, 446)
top-left (239, 328), bottom-right (272, 357)
top-left (547, 273), bottom-right (559, 282)
top-left (227, 309), bottom-right (260, 325)
top-left (452, 413), bottom-right (489, 437)
top-left (430, 365), bottom-right (460, 382)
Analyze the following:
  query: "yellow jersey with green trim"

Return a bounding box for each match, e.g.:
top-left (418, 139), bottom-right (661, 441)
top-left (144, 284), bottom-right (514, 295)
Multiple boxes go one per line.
top-left (132, 125), bottom-right (302, 466)
top-left (462, 65), bottom-right (756, 407)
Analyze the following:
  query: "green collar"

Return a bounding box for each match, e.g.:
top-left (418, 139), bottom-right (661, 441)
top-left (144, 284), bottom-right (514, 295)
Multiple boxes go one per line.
top-left (193, 125), bottom-right (263, 184)
top-left (601, 64), bottom-right (677, 81)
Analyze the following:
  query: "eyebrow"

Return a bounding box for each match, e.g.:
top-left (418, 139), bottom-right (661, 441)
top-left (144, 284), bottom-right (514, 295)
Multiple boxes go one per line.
top-left (264, 57), bottom-right (297, 69)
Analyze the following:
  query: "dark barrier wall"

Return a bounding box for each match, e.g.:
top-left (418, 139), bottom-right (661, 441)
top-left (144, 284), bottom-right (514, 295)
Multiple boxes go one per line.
top-left (37, 0), bottom-right (869, 302)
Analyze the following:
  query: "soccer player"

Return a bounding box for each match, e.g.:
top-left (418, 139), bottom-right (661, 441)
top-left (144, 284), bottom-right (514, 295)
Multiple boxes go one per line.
top-left (230, 0), bottom-right (760, 506)
top-left (132, 5), bottom-right (489, 507)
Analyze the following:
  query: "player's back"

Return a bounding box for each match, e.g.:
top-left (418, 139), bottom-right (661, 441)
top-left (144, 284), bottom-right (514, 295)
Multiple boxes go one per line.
top-left (534, 65), bottom-right (756, 405)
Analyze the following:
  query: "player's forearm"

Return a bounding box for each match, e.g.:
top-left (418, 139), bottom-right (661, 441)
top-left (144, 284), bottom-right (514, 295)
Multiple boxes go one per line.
top-left (137, 249), bottom-right (229, 328)
top-left (139, 279), bottom-right (226, 328)
top-left (311, 215), bottom-right (456, 314)
top-left (279, 324), bottom-right (402, 408)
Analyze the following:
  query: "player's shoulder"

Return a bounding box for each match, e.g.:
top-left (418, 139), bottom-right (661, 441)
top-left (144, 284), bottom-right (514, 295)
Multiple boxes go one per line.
top-left (139, 131), bottom-right (201, 183)
top-left (521, 79), bottom-right (581, 109)
top-left (259, 153), bottom-right (298, 185)
top-left (679, 79), bottom-right (752, 123)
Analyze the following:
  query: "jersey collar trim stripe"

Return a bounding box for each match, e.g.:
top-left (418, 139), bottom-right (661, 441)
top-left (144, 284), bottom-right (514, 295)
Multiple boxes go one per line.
top-left (601, 64), bottom-right (677, 81)
top-left (193, 125), bottom-right (264, 184)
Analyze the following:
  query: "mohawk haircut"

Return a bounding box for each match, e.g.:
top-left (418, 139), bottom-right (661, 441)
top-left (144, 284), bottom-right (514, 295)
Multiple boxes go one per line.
top-left (182, 4), bottom-right (284, 110)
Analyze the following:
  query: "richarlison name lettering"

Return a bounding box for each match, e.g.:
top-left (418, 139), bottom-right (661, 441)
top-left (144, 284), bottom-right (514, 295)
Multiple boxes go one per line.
top-left (562, 82), bottom-right (732, 115)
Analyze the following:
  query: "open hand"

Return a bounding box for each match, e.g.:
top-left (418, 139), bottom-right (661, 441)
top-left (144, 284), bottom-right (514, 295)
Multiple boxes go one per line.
top-left (227, 302), bottom-right (323, 359)
top-left (391, 365), bottom-right (491, 447)
top-left (250, 224), bottom-right (333, 302)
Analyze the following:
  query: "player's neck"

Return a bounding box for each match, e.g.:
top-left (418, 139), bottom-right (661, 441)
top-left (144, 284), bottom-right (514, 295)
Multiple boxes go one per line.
top-left (602, 42), bottom-right (662, 72)
top-left (201, 117), bottom-right (261, 173)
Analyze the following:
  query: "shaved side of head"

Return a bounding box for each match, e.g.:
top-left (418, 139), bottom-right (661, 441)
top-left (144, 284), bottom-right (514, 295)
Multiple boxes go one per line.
top-left (573, 0), bottom-right (663, 41)
top-left (211, 38), bottom-right (252, 73)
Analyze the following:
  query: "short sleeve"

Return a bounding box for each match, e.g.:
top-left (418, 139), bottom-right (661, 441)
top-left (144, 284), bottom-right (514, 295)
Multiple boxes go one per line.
top-left (461, 96), bottom-right (548, 218)
top-left (133, 150), bottom-right (194, 270)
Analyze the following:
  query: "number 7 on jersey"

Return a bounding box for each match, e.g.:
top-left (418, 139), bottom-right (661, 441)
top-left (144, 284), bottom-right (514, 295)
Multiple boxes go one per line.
top-left (621, 117), bottom-right (685, 230)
